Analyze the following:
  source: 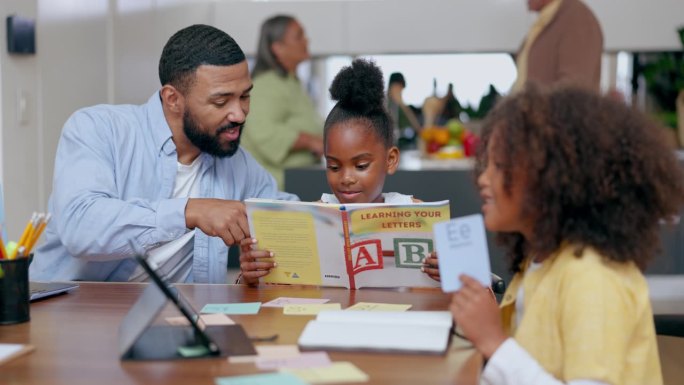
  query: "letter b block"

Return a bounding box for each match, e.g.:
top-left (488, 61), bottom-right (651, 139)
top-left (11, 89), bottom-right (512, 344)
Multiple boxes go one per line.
top-left (393, 238), bottom-right (433, 268)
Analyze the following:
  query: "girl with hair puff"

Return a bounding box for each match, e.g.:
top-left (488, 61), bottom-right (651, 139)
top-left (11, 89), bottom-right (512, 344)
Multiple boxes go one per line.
top-left (450, 85), bottom-right (684, 385)
top-left (239, 59), bottom-right (433, 285)
top-left (319, 59), bottom-right (417, 205)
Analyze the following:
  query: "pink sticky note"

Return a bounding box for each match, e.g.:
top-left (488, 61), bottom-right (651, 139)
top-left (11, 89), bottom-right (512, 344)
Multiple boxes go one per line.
top-left (199, 313), bottom-right (235, 326)
top-left (229, 345), bottom-right (300, 364)
top-left (262, 297), bottom-right (331, 308)
top-left (256, 351), bottom-right (331, 370)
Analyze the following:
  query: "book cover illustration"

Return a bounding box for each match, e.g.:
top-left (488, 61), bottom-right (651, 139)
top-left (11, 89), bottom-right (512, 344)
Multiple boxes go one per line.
top-left (245, 199), bottom-right (450, 289)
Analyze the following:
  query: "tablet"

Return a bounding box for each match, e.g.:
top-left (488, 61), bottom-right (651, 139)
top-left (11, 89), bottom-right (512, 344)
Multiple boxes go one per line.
top-left (119, 241), bottom-right (255, 360)
top-left (132, 252), bottom-right (220, 355)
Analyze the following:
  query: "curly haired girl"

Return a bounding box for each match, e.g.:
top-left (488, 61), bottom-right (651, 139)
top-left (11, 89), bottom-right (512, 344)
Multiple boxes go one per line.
top-left (451, 85), bottom-right (684, 385)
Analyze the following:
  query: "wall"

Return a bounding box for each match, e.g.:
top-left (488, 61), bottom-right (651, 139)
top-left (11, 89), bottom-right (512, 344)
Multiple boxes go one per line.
top-left (0, 0), bottom-right (39, 241)
top-left (213, 0), bottom-right (684, 56)
top-left (113, 0), bottom-right (215, 104)
top-left (0, 0), bottom-right (109, 240)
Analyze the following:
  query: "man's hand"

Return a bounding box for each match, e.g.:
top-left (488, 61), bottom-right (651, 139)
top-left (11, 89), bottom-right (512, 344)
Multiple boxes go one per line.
top-left (185, 198), bottom-right (250, 246)
top-left (238, 238), bottom-right (276, 285)
top-left (450, 275), bottom-right (507, 359)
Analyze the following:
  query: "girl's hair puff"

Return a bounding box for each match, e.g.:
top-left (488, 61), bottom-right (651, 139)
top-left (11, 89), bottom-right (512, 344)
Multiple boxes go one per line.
top-left (324, 59), bottom-right (393, 149)
top-left (477, 85), bottom-right (684, 272)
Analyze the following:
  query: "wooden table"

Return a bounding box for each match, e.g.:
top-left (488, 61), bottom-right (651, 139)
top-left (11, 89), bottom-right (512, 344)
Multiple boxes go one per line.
top-left (0, 283), bottom-right (481, 385)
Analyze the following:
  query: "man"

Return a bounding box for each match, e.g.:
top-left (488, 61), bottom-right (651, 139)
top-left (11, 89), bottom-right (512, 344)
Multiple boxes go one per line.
top-left (30, 24), bottom-right (296, 283)
top-left (512, 0), bottom-right (603, 92)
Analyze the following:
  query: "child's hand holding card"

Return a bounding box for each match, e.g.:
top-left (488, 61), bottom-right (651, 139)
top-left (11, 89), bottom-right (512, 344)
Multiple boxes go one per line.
top-left (433, 214), bottom-right (491, 292)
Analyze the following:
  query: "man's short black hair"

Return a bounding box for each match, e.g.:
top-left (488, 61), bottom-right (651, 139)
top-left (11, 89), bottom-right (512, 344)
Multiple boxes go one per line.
top-left (159, 24), bottom-right (246, 93)
top-left (388, 72), bottom-right (406, 88)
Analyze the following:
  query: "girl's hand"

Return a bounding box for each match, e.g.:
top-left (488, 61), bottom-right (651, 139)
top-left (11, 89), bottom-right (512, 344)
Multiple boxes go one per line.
top-left (238, 238), bottom-right (276, 285)
top-left (450, 274), bottom-right (507, 359)
top-left (421, 251), bottom-right (441, 282)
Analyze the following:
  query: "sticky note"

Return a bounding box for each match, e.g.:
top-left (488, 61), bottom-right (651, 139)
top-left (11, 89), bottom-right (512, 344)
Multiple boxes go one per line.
top-left (198, 313), bottom-right (236, 325)
top-left (215, 372), bottom-right (308, 385)
top-left (345, 302), bottom-right (412, 312)
top-left (281, 361), bottom-right (369, 383)
top-left (433, 214), bottom-right (491, 292)
top-left (262, 297), bottom-right (331, 308)
top-left (256, 351), bottom-right (331, 370)
top-left (283, 303), bottom-right (342, 315)
top-left (201, 302), bottom-right (261, 315)
top-left (228, 345), bottom-right (300, 364)
top-left (166, 313), bottom-right (235, 328)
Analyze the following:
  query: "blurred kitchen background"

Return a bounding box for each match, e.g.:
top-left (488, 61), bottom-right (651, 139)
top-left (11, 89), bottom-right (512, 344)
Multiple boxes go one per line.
top-left (0, 0), bottom-right (682, 249)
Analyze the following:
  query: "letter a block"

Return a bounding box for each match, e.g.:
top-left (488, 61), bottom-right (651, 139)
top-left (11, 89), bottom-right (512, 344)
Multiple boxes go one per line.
top-left (351, 239), bottom-right (383, 274)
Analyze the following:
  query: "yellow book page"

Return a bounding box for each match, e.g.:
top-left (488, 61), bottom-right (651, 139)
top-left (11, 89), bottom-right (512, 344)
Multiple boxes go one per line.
top-left (350, 204), bottom-right (450, 234)
top-left (252, 210), bottom-right (322, 285)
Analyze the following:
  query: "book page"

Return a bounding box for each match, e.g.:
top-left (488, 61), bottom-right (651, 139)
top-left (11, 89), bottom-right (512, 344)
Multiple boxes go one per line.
top-left (246, 200), bottom-right (348, 287)
top-left (297, 311), bottom-right (452, 354)
top-left (251, 210), bottom-right (322, 285)
top-left (345, 201), bottom-right (450, 288)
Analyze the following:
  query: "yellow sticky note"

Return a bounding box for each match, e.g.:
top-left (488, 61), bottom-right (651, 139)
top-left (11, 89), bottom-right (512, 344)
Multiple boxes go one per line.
top-left (282, 361), bottom-right (369, 383)
top-left (345, 302), bottom-right (412, 312)
top-left (283, 303), bottom-right (342, 315)
top-left (165, 313), bottom-right (235, 328)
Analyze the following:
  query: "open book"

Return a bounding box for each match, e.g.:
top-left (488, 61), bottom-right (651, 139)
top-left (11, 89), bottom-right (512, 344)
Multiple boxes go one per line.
top-left (245, 199), bottom-right (450, 289)
top-left (298, 310), bottom-right (453, 354)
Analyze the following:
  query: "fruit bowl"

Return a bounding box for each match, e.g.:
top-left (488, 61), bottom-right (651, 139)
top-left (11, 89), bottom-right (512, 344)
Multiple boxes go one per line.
top-left (419, 119), bottom-right (479, 159)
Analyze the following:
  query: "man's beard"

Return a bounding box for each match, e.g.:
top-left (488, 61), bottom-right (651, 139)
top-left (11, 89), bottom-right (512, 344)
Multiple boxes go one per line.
top-left (183, 110), bottom-right (244, 158)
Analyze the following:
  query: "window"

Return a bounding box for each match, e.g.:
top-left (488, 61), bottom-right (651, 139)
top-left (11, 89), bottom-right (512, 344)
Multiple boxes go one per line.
top-left (315, 53), bottom-right (517, 117)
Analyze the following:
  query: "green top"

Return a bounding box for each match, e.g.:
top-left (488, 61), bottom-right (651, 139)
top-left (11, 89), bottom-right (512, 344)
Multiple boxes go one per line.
top-left (242, 71), bottom-right (323, 189)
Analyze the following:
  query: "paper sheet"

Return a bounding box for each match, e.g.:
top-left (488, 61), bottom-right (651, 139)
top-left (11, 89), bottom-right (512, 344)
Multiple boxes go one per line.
top-left (345, 302), bottom-right (412, 312)
top-left (281, 362), bottom-right (369, 383)
top-left (262, 297), bottom-right (330, 308)
top-left (200, 302), bottom-right (261, 315)
top-left (433, 214), bottom-right (491, 292)
top-left (283, 303), bottom-right (342, 315)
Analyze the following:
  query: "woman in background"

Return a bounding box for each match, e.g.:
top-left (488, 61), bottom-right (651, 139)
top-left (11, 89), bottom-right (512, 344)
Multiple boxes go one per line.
top-left (242, 15), bottom-right (324, 189)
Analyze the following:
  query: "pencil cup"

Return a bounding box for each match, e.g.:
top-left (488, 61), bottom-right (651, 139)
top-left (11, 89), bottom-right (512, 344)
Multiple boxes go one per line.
top-left (0, 257), bottom-right (30, 325)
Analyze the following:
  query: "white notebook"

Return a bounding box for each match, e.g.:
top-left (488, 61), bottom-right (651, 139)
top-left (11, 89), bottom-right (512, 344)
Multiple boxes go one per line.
top-left (297, 310), bottom-right (453, 355)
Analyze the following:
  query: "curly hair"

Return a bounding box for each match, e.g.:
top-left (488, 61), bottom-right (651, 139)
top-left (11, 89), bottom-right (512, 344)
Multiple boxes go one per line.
top-left (324, 59), bottom-right (394, 149)
top-left (477, 85), bottom-right (684, 273)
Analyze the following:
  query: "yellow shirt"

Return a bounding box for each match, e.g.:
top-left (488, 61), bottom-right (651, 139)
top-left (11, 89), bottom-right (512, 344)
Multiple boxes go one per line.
top-left (500, 244), bottom-right (663, 384)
